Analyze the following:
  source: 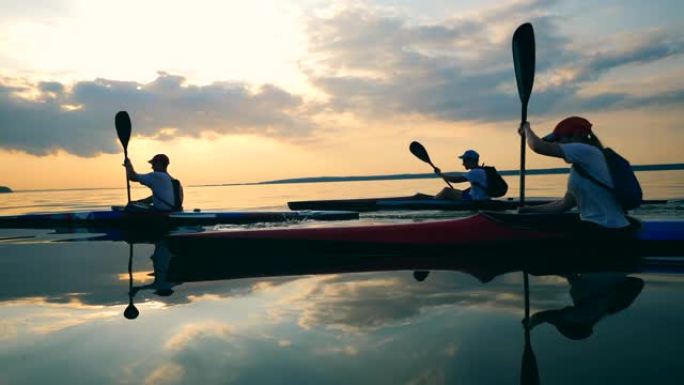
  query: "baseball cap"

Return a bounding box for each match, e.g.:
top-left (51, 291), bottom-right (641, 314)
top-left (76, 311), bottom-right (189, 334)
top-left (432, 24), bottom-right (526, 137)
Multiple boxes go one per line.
top-left (148, 154), bottom-right (170, 166)
top-left (543, 116), bottom-right (593, 142)
top-left (458, 149), bottom-right (480, 160)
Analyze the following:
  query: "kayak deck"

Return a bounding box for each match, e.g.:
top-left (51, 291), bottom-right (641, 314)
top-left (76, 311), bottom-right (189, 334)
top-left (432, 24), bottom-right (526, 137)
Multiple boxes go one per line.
top-left (288, 194), bottom-right (668, 212)
top-left (0, 209), bottom-right (359, 229)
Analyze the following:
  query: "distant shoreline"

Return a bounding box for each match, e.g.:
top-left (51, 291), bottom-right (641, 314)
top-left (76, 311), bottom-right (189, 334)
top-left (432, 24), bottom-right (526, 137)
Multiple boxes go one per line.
top-left (7, 163), bottom-right (684, 192)
top-left (204, 163), bottom-right (684, 187)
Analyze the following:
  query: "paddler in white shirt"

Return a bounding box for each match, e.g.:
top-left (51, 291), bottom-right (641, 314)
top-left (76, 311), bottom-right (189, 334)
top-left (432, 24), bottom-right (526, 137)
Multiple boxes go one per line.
top-left (433, 150), bottom-right (490, 201)
top-left (123, 153), bottom-right (184, 212)
top-left (518, 116), bottom-right (630, 229)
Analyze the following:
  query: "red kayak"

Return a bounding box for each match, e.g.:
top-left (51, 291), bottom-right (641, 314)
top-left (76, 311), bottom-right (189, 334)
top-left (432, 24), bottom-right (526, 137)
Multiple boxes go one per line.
top-left (168, 212), bottom-right (684, 258)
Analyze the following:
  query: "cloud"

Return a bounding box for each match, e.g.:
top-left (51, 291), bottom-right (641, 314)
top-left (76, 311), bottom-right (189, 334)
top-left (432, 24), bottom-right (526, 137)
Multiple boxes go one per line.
top-left (290, 272), bottom-right (530, 332)
top-left (302, 1), bottom-right (684, 122)
top-left (0, 73), bottom-right (313, 157)
top-left (2, 0), bottom-right (683, 158)
top-left (144, 363), bottom-right (185, 385)
top-left (165, 321), bottom-right (235, 351)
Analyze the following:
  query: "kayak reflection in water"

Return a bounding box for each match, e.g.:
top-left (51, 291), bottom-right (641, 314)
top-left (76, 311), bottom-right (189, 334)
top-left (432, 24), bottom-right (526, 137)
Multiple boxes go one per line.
top-left (124, 239), bottom-right (181, 319)
top-left (433, 149), bottom-right (504, 201)
top-left (527, 273), bottom-right (644, 340)
top-left (123, 153), bottom-right (184, 212)
top-left (518, 117), bottom-right (635, 231)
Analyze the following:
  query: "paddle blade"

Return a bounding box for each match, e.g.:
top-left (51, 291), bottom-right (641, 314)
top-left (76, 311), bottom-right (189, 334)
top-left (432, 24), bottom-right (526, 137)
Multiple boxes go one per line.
top-left (115, 111), bottom-right (132, 150)
top-left (409, 141), bottom-right (431, 164)
top-left (512, 23), bottom-right (535, 108)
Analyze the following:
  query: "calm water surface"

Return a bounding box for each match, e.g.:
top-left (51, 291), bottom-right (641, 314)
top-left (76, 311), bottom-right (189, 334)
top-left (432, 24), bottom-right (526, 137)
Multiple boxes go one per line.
top-left (1, 171), bottom-right (683, 384)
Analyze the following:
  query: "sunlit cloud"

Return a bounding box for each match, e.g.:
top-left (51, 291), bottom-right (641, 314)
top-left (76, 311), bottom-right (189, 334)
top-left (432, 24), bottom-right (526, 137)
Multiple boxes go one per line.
top-left (0, 296), bottom-right (119, 338)
top-left (405, 368), bottom-right (446, 385)
top-left (144, 363), bottom-right (185, 385)
top-left (164, 321), bottom-right (235, 351)
top-left (313, 344), bottom-right (359, 356)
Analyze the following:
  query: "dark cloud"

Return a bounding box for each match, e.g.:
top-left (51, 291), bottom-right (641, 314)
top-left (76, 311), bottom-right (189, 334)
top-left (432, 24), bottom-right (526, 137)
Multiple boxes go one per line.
top-left (0, 73), bottom-right (312, 157)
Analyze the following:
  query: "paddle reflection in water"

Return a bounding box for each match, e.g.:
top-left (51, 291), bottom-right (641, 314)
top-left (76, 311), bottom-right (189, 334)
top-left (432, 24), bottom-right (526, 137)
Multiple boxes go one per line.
top-left (124, 238), bottom-right (180, 319)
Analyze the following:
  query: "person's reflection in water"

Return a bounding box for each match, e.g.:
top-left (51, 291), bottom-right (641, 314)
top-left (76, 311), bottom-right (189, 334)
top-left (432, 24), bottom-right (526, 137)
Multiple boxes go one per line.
top-left (124, 239), bottom-right (181, 319)
top-left (528, 272), bottom-right (644, 340)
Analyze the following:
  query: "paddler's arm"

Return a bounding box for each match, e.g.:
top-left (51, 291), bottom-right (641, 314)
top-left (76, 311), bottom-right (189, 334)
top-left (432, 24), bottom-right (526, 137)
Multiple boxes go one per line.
top-left (519, 192), bottom-right (576, 213)
top-left (433, 167), bottom-right (468, 183)
top-left (519, 122), bottom-right (564, 159)
top-left (123, 159), bottom-right (141, 182)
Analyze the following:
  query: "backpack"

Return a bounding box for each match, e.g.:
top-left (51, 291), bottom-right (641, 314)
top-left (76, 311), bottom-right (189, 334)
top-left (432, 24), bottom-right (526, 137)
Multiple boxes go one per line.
top-left (152, 176), bottom-right (184, 211)
top-left (573, 148), bottom-right (642, 211)
top-left (171, 178), bottom-right (184, 210)
top-left (472, 166), bottom-right (508, 198)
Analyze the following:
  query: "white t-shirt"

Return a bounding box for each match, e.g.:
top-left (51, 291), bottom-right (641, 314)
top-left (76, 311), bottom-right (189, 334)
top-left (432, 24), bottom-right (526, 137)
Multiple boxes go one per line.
top-left (560, 143), bottom-right (629, 228)
top-left (137, 172), bottom-right (176, 211)
top-left (464, 168), bottom-right (490, 201)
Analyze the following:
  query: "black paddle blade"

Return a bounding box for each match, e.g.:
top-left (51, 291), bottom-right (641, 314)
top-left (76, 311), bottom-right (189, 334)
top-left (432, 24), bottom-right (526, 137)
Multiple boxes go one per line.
top-left (115, 111), bottom-right (132, 150)
top-left (409, 141), bottom-right (431, 163)
top-left (512, 23), bottom-right (535, 109)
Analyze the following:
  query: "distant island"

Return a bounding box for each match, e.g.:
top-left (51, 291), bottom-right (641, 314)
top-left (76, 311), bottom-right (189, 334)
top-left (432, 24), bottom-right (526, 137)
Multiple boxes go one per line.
top-left (195, 162), bottom-right (684, 187)
top-left (0, 186), bottom-right (12, 193)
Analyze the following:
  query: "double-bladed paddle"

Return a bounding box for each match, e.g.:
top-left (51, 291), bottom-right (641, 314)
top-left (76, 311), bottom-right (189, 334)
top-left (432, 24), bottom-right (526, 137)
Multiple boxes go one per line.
top-left (409, 141), bottom-right (454, 188)
top-left (115, 111), bottom-right (132, 203)
top-left (512, 23), bottom-right (535, 207)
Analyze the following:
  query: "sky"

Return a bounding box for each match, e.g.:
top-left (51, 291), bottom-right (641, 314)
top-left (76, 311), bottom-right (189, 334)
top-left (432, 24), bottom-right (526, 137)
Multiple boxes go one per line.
top-left (0, 0), bottom-right (682, 189)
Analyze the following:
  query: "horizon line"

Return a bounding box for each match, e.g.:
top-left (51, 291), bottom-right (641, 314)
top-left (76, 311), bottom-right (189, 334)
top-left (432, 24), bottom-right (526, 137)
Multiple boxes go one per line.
top-left (3, 162), bottom-right (683, 193)
top-left (199, 162), bottom-right (684, 187)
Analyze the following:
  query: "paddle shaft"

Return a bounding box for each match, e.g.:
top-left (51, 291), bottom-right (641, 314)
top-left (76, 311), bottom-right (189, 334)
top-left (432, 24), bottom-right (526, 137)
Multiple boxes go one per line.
top-left (521, 270), bottom-right (540, 384)
top-left (124, 149), bottom-right (131, 203)
top-left (432, 161), bottom-right (454, 189)
top-left (520, 107), bottom-right (527, 206)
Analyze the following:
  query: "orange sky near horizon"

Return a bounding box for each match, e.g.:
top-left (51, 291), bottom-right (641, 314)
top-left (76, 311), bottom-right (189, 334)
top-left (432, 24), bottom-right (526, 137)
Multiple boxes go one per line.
top-left (1, 107), bottom-right (682, 190)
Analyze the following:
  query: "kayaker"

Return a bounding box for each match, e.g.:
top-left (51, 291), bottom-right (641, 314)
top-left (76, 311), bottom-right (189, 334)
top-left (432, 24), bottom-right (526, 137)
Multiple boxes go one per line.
top-left (123, 154), bottom-right (184, 211)
top-left (518, 117), bottom-right (631, 229)
top-left (433, 150), bottom-right (503, 201)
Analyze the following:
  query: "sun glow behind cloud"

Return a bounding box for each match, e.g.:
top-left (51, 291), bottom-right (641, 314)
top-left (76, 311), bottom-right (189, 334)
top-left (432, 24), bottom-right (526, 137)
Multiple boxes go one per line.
top-left (1, 0), bottom-right (309, 90)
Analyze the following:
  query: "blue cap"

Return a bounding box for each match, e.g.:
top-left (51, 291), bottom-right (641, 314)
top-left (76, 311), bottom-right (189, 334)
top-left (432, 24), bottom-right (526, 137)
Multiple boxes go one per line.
top-left (458, 149), bottom-right (479, 160)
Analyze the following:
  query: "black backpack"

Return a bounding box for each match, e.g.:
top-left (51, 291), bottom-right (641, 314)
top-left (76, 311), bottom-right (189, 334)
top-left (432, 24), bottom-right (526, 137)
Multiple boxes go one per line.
top-left (472, 166), bottom-right (508, 198)
top-left (152, 176), bottom-right (184, 211)
top-left (170, 178), bottom-right (184, 210)
top-left (573, 148), bottom-right (642, 211)
top-left (483, 166), bottom-right (508, 198)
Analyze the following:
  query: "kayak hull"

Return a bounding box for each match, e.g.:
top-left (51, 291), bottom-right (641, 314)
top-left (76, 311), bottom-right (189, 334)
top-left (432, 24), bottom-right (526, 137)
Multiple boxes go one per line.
top-left (168, 212), bottom-right (684, 257)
